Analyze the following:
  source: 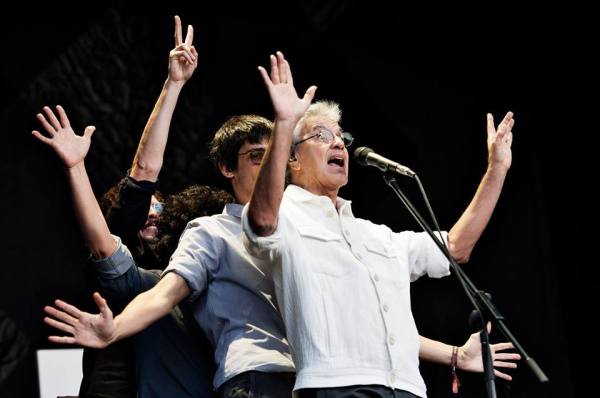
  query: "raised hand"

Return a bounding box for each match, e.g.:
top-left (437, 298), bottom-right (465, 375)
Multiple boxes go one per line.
top-left (487, 111), bottom-right (514, 171)
top-left (44, 292), bottom-right (115, 349)
top-left (32, 105), bottom-right (95, 168)
top-left (168, 15), bottom-right (198, 83)
top-left (458, 322), bottom-right (521, 380)
top-left (258, 51), bottom-right (317, 122)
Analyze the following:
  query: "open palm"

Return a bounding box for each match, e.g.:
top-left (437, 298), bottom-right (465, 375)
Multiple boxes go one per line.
top-left (44, 292), bottom-right (115, 349)
top-left (32, 105), bottom-right (95, 168)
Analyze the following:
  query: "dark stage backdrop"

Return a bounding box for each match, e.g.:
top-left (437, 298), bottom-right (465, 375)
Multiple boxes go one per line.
top-left (0, 3), bottom-right (590, 398)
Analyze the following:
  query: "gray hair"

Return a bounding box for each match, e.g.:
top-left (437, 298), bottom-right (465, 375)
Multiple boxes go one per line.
top-left (293, 100), bottom-right (342, 142)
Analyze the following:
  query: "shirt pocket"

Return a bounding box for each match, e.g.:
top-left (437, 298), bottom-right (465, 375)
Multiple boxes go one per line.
top-left (297, 225), bottom-right (350, 277)
top-left (364, 240), bottom-right (408, 287)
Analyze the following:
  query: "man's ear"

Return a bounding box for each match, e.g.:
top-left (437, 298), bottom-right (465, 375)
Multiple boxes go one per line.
top-left (288, 154), bottom-right (301, 171)
top-left (218, 162), bottom-right (235, 179)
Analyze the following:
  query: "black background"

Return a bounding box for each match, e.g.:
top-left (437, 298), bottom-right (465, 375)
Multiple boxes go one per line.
top-left (0, 2), bottom-right (592, 397)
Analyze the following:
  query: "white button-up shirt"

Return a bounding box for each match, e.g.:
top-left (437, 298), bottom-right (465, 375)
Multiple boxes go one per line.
top-left (242, 185), bottom-right (449, 397)
top-left (163, 203), bottom-right (294, 389)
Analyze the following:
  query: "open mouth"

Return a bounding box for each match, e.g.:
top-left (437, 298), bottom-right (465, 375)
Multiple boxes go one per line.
top-left (327, 155), bottom-right (345, 168)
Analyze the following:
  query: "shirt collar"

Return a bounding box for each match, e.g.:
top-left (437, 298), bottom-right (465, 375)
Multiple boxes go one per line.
top-left (285, 184), bottom-right (353, 214)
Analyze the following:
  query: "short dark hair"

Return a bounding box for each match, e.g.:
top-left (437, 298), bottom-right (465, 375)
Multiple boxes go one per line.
top-left (209, 115), bottom-right (272, 171)
top-left (152, 185), bottom-right (234, 265)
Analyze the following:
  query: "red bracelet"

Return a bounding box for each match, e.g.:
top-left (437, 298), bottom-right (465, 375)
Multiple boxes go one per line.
top-left (451, 346), bottom-right (461, 394)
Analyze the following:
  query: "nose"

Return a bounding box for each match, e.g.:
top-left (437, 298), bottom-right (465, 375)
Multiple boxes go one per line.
top-left (331, 134), bottom-right (345, 149)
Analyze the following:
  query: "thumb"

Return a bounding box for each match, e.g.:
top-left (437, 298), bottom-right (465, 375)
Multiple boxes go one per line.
top-left (93, 292), bottom-right (112, 318)
top-left (83, 126), bottom-right (96, 139)
top-left (303, 85), bottom-right (318, 103)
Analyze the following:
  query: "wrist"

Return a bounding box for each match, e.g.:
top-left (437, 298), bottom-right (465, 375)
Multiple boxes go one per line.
top-left (165, 77), bottom-right (185, 90)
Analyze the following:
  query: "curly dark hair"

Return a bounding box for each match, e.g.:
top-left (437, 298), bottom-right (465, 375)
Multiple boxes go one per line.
top-left (209, 115), bottom-right (273, 172)
top-left (151, 185), bottom-right (234, 265)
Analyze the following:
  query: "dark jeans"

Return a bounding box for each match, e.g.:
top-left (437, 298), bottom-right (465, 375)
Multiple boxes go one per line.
top-left (218, 371), bottom-right (295, 398)
top-left (298, 385), bottom-right (420, 398)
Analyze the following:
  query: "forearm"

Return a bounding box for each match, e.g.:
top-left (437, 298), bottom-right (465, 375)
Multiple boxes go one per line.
top-left (66, 163), bottom-right (115, 259)
top-left (419, 336), bottom-right (453, 365)
top-left (248, 118), bottom-right (297, 236)
top-left (110, 273), bottom-right (188, 342)
top-left (130, 78), bottom-right (185, 181)
top-left (448, 164), bottom-right (508, 262)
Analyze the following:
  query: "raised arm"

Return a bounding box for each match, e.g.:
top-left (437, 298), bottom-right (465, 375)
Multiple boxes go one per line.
top-left (32, 105), bottom-right (114, 259)
top-left (419, 323), bottom-right (520, 381)
top-left (129, 15), bottom-right (198, 182)
top-left (44, 272), bottom-right (190, 348)
top-left (448, 112), bottom-right (515, 263)
top-left (248, 51), bottom-right (316, 236)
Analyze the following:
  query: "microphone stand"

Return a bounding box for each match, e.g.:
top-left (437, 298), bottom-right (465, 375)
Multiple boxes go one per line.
top-left (382, 172), bottom-right (548, 398)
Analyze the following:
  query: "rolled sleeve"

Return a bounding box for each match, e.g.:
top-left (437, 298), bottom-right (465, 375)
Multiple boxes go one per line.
top-left (162, 219), bottom-right (216, 302)
top-left (397, 231), bottom-right (450, 282)
top-left (90, 235), bottom-right (135, 279)
top-left (241, 203), bottom-right (286, 262)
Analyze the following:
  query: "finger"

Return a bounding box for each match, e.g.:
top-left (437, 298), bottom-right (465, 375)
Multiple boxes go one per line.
top-left (487, 321), bottom-right (492, 334)
top-left (83, 126), bottom-right (96, 139)
top-left (184, 24), bottom-right (194, 46)
top-left (493, 360), bottom-right (518, 369)
top-left (44, 305), bottom-right (77, 325)
top-left (258, 66), bottom-right (273, 88)
top-left (55, 105), bottom-right (71, 128)
top-left (276, 51), bottom-right (287, 84)
top-left (93, 292), bottom-right (112, 318)
top-left (270, 54), bottom-right (280, 84)
top-left (31, 130), bottom-right (52, 145)
top-left (48, 335), bottom-right (77, 344)
top-left (37, 113), bottom-right (56, 135)
top-left (303, 85), bottom-right (318, 103)
top-left (494, 352), bottom-right (521, 361)
top-left (190, 46), bottom-right (198, 59)
top-left (491, 342), bottom-right (514, 351)
top-left (171, 50), bottom-right (194, 65)
top-left (284, 59), bottom-right (294, 86)
top-left (54, 299), bottom-right (84, 318)
top-left (486, 113), bottom-right (495, 136)
top-left (44, 316), bottom-right (75, 334)
top-left (43, 106), bottom-right (62, 131)
top-left (174, 15), bottom-right (183, 46)
top-left (493, 369), bottom-right (512, 381)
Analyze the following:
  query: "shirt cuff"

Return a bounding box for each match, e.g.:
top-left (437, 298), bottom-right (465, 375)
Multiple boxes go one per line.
top-left (90, 235), bottom-right (135, 279)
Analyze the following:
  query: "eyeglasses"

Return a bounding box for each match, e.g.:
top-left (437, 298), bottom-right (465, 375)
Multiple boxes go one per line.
top-left (150, 202), bottom-right (164, 214)
top-left (293, 126), bottom-right (354, 150)
top-left (238, 148), bottom-right (266, 165)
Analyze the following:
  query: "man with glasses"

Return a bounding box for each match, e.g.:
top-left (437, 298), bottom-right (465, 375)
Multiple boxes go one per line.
top-left (244, 52), bottom-right (518, 397)
top-left (43, 113), bottom-right (297, 397)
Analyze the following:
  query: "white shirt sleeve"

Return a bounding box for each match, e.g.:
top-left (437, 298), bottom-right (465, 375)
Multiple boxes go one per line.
top-left (241, 203), bottom-right (289, 263)
top-left (394, 230), bottom-right (450, 281)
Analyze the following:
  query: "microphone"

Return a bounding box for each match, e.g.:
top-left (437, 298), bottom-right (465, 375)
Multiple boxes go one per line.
top-left (353, 147), bottom-right (416, 178)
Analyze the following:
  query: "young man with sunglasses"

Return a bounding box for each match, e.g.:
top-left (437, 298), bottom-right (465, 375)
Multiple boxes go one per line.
top-left (43, 111), bottom-right (298, 397)
top-left (244, 52), bottom-right (519, 397)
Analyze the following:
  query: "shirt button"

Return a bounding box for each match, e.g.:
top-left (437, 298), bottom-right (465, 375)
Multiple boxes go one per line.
top-left (344, 228), bottom-right (350, 236)
top-left (390, 374), bottom-right (396, 384)
top-left (383, 304), bottom-right (389, 312)
top-left (389, 335), bottom-right (396, 345)
top-left (327, 210), bottom-right (335, 217)
top-left (373, 274), bottom-right (380, 282)
top-left (356, 252), bottom-right (363, 260)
